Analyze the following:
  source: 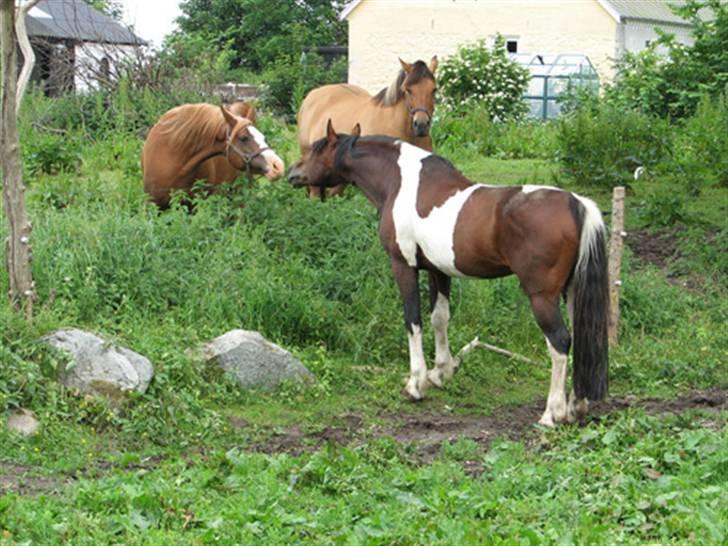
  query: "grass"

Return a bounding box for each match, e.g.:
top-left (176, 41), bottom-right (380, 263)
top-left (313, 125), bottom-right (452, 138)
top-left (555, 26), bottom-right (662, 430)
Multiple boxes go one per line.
top-left (1, 101), bottom-right (727, 544)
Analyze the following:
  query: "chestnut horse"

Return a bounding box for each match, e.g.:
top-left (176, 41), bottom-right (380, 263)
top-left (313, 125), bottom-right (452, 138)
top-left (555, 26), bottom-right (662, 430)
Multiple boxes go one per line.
top-left (142, 103), bottom-right (284, 208)
top-left (296, 56), bottom-right (438, 198)
top-left (288, 122), bottom-right (609, 426)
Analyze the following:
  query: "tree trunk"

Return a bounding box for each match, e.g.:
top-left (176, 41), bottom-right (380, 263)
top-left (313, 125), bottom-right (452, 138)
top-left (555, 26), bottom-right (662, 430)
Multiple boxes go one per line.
top-left (1, 0), bottom-right (35, 319)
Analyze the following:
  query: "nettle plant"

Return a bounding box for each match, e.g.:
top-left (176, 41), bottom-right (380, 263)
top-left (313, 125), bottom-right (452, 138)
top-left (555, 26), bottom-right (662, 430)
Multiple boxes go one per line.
top-left (439, 36), bottom-right (530, 122)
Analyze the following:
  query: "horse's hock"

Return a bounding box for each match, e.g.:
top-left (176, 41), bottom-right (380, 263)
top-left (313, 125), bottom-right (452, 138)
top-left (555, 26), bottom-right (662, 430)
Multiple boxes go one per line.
top-left (198, 330), bottom-right (315, 390)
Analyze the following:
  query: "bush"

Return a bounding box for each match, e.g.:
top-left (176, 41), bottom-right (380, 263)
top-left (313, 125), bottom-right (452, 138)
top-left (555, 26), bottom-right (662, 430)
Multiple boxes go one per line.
top-left (433, 106), bottom-right (558, 159)
top-left (438, 36), bottom-right (530, 122)
top-left (260, 53), bottom-right (347, 118)
top-left (556, 99), bottom-right (672, 188)
top-left (605, 0), bottom-right (728, 119)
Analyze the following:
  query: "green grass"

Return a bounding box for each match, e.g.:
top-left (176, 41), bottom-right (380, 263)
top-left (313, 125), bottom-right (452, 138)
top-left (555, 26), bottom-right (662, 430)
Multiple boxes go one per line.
top-left (1, 105), bottom-right (727, 544)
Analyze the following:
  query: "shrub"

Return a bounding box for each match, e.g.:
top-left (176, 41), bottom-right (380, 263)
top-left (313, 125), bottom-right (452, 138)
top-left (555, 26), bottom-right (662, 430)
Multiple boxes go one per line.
top-left (438, 36), bottom-right (530, 122)
top-left (556, 99), bottom-right (672, 188)
top-left (605, 0), bottom-right (728, 119)
top-left (433, 106), bottom-right (558, 159)
top-left (260, 53), bottom-right (347, 118)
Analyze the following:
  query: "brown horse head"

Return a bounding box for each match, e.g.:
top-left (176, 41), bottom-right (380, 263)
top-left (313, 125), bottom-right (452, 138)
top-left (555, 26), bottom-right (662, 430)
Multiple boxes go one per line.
top-left (288, 120), bottom-right (360, 189)
top-left (220, 106), bottom-right (284, 180)
top-left (397, 56), bottom-right (438, 137)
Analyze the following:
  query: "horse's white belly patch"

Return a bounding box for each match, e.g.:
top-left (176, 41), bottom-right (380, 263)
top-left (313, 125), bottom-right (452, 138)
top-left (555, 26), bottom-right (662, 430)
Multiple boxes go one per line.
top-left (393, 143), bottom-right (482, 277)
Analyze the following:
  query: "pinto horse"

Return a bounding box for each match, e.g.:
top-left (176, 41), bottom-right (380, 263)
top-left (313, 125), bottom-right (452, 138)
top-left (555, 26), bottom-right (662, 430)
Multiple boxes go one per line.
top-left (296, 56), bottom-right (438, 198)
top-left (142, 103), bottom-right (285, 208)
top-left (288, 122), bottom-right (609, 426)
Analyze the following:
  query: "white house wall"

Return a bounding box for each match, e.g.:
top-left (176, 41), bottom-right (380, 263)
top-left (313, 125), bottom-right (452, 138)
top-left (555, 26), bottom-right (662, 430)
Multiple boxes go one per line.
top-left (74, 42), bottom-right (138, 92)
top-left (622, 21), bottom-right (694, 55)
top-left (346, 0), bottom-right (619, 93)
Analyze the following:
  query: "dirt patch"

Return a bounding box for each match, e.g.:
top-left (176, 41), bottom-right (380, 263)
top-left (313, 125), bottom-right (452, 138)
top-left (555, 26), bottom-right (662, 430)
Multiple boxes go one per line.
top-left (245, 389), bottom-right (727, 464)
top-left (0, 462), bottom-right (70, 496)
top-left (627, 228), bottom-right (680, 269)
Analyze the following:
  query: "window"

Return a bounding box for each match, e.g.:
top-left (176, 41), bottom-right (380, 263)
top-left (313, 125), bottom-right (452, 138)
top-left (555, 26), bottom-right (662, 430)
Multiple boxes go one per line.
top-left (506, 40), bottom-right (518, 53)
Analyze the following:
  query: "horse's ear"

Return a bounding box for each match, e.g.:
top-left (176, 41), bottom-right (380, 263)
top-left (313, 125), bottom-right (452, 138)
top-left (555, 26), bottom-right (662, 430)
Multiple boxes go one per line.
top-left (245, 103), bottom-right (257, 124)
top-left (326, 118), bottom-right (337, 143)
top-left (351, 123), bottom-right (361, 137)
top-left (429, 55), bottom-right (438, 74)
top-left (220, 106), bottom-right (237, 128)
top-left (399, 58), bottom-right (413, 74)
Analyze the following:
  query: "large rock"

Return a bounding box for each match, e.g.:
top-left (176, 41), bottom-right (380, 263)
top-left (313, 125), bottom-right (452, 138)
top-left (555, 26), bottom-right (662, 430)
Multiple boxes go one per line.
top-left (42, 328), bottom-right (153, 399)
top-left (200, 330), bottom-right (314, 390)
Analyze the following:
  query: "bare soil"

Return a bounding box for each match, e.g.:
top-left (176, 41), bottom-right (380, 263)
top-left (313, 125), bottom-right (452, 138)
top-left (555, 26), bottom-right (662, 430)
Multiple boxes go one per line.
top-left (627, 228), bottom-right (680, 269)
top-left (252, 389), bottom-right (727, 465)
top-left (2, 389), bottom-right (725, 495)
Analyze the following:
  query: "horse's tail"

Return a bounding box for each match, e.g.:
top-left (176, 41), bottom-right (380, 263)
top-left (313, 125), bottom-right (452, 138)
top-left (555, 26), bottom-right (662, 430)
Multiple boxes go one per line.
top-left (569, 194), bottom-right (609, 401)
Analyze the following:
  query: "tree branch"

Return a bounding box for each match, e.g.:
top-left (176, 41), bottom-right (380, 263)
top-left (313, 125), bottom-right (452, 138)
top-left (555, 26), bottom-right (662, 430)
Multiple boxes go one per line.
top-left (15, 0), bottom-right (41, 115)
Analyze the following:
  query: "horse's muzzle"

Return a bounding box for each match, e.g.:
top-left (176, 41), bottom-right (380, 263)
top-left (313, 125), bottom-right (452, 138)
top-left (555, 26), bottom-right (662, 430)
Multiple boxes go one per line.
top-left (413, 118), bottom-right (431, 137)
top-left (287, 170), bottom-right (308, 187)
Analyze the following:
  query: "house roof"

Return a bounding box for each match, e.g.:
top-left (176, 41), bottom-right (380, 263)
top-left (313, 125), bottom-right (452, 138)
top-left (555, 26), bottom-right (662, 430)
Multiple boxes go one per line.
top-left (26, 0), bottom-right (144, 45)
top-left (599, 0), bottom-right (696, 26)
top-left (341, 0), bottom-right (700, 27)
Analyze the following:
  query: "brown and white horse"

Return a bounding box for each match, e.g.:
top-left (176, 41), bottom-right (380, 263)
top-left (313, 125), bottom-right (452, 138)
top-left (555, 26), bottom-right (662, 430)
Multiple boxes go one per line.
top-left (142, 103), bottom-right (285, 208)
top-left (296, 56), bottom-right (438, 198)
top-left (288, 122), bottom-right (609, 426)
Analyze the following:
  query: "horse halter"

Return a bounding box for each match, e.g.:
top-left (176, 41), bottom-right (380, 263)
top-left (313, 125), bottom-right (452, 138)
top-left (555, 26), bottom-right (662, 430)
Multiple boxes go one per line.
top-left (409, 106), bottom-right (431, 119)
top-left (225, 125), bottom-right (271, 179)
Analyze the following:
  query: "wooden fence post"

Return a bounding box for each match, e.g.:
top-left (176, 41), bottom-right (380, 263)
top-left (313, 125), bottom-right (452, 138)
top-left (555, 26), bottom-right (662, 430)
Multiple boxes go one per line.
top-left (608, 186), bottom-right (625, 347)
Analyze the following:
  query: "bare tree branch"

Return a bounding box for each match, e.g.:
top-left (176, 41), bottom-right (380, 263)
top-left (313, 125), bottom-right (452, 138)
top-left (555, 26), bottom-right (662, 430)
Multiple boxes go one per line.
top-left (14, 0), bottom-right (41, 115)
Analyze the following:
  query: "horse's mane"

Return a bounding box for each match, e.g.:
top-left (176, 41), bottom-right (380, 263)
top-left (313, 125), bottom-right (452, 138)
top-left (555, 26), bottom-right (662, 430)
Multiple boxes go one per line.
top-left (371, 61), bottom-right (434, 106)
top-left (157, 104), bottom-right (240, 153)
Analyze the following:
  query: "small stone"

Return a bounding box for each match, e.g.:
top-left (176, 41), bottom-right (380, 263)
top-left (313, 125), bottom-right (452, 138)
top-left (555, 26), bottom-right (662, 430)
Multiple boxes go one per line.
top-left (7, 409), bottom-right (40, 436)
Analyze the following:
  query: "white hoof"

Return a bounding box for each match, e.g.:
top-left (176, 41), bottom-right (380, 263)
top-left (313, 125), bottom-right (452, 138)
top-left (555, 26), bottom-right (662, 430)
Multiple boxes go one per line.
top-left (405, 375), bottom-right (428, 401)
top-left (567, 395), bottom-right (589, 423)
top-left (427, 368), bottom-right (445, 388)
top-left (538, 411), bottom-right (555, 427)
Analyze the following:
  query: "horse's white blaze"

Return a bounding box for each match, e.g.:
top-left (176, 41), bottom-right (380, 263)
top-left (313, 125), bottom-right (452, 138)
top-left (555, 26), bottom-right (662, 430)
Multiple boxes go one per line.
top-left (539, 337), bottom-right (568, 427)
top-left (405, 325), bottom-right (428, 400)
top-left (249, 126), bottom-right (284, 171)
top-left (393, 142), bottom-right (485, 277)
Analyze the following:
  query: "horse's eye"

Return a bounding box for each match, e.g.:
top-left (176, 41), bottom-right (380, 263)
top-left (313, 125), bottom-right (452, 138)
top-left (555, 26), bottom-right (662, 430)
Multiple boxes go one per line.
top-left (239, 136), bottom-right (249, 143)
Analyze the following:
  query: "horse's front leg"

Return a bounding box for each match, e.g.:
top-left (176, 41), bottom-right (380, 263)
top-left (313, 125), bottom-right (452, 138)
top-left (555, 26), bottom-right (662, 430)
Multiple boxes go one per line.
top-left (391, 258), bottom-right (428, 401)
top-left (426, 270), bottom-right (459, 388)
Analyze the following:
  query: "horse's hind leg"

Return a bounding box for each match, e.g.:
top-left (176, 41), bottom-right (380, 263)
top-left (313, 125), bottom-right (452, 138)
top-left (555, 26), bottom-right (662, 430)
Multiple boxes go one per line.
top-left (564, 283), bottom-right (589, 422)
top-left (426, 271), bottom-right (459, 388)
top-left (529, 293), bottom-right (572, 426)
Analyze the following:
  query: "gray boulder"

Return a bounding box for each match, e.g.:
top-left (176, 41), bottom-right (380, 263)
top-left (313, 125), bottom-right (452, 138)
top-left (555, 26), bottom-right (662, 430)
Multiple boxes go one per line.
top-left (42, 328), bottom-right (153, 399)
top-left (200, 330), bottom-right (314, 390)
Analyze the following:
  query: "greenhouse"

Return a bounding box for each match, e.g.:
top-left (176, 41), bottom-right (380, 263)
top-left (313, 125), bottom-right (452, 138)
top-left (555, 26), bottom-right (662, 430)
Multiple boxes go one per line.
top-left (512, 53), bottom-right (600, 120)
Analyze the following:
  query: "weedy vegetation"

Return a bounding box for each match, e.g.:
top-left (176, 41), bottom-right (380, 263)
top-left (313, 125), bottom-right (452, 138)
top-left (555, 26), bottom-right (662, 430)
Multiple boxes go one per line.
top-left (1, 31), bottom-right (727, 542)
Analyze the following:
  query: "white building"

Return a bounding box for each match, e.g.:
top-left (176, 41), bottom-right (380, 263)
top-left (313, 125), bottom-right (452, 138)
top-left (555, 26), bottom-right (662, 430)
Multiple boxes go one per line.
top-left (24, 0), bottom-right (144, 95)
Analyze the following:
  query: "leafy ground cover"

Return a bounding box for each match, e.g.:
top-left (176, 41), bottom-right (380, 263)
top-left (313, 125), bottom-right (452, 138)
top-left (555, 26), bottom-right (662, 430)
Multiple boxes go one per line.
top-left (1, 109), bottom-right (726, 544)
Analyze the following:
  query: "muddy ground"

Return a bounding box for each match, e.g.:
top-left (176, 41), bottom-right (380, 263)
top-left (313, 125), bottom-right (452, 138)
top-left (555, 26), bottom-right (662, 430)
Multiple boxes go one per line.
top-left (2, 389), bottom-right (725, 495)
top-left (253, 389), bottom-right (727, 466)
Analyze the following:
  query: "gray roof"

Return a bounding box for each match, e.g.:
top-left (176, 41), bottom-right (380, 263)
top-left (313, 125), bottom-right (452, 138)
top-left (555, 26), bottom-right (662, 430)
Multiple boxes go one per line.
top-left (26, 0), bottom-right (143, 45)
top-left (602, 0), bottom-right (698, 26)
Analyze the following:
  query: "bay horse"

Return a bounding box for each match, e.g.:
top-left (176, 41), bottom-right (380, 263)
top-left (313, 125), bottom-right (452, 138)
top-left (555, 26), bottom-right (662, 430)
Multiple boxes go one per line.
top-left (141, 103), bottom-right (285, 208)
top-left (296, 56), bottom-right (438, 198)
top-left (288, 121), bottom-right (609, 426)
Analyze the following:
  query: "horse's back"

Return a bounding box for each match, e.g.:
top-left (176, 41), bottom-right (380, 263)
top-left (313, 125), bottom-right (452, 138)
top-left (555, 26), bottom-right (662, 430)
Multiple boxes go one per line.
top-left (297, 84), bottom-right (374, 152)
